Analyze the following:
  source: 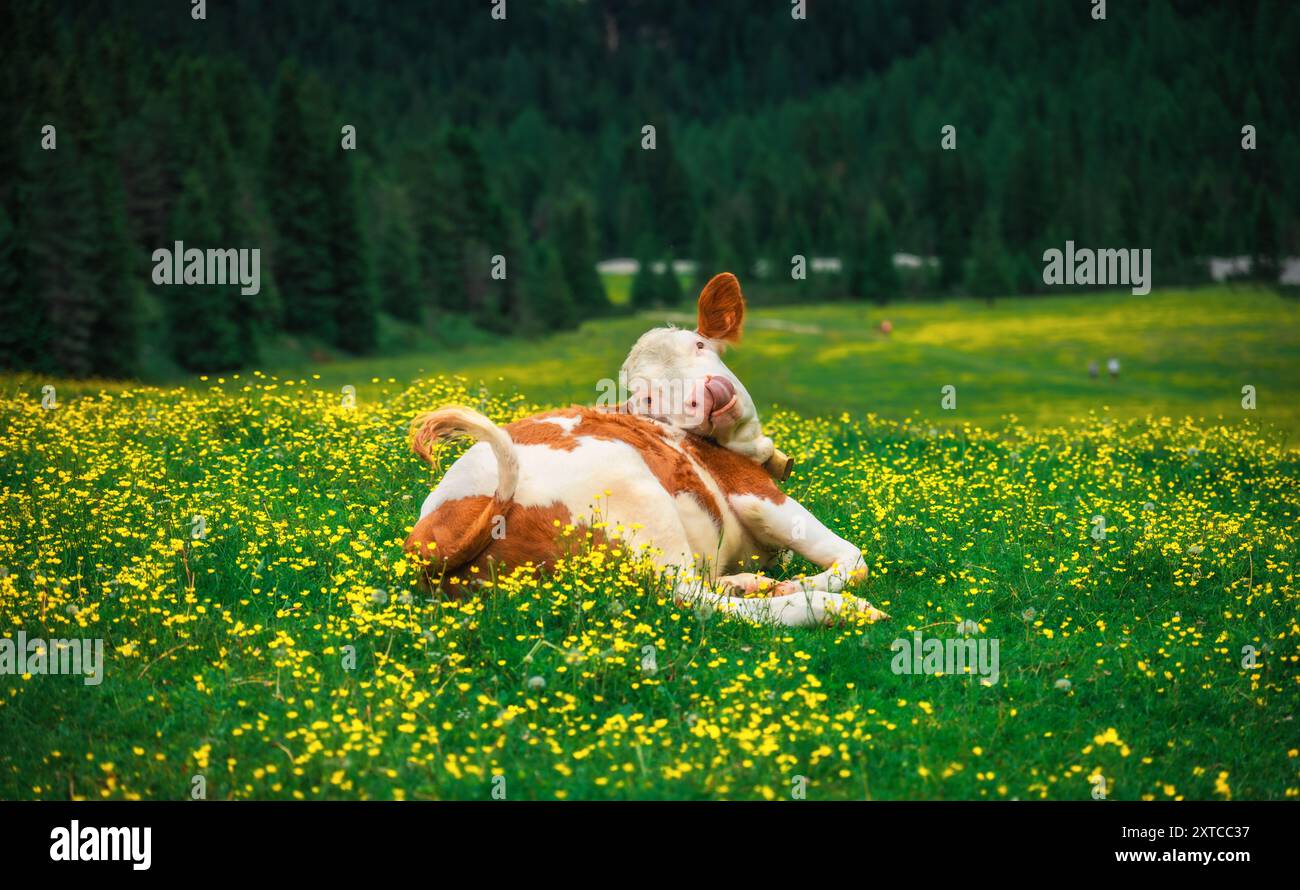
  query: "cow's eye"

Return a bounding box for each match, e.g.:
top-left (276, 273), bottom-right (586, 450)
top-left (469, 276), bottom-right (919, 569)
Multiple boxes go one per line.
top-left (696, 340), bottom-right (705, 349)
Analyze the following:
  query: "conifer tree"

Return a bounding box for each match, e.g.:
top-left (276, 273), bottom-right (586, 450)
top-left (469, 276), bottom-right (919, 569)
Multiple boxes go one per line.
top-left (964, 210), bottom-right (1014, 304)
top-left (690, 216), bottom-right (721, 288)
top-left (266, 63), bottom-right (335, 342)
top-left (0, 199), bottom-right (45, 371)
top-left (375, 192), bottom-right (423, 323)
top-left (657, 257), bottom-right (684, 306)
top-left (64, 62), bottom-right (140, 376)
top-left (24, 79), bottom-right (98, 377)
top-left (846, 200), bottom-right (898, 303)
top-left (630, 253), bottom-right (659, 310)
top-left (327, 148), bottom-right (377, 353)
top-left (556, 192), bottom-right (609, 315)
top-left (1250, 191), bottom-right (1279, 283)
top-left (531, 242), bottom-right (577, 331)
top-left (165, 169), bottom-right (244, 371)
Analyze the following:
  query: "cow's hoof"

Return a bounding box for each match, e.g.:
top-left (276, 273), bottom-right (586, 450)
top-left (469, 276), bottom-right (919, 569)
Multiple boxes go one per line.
top-left (823, 594), bottom-right (889, 624)
top-left (716, 572), bottom-right (767, 595)
top-left (718, 573), bottom-right (795, 596)
top-left (850, 598), bottom-right (890, 622)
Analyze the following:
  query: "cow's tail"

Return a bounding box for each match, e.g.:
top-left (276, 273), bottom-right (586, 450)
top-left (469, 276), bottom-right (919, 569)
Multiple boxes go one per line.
top-left (407, 406), bottom-right (518, 572)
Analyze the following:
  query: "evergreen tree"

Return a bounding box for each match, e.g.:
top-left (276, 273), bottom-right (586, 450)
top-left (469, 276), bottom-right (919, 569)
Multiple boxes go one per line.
top-left (327, 148), bottom-right (377, 353)
top-left (375, 191), bottom-right (423, 323)
top-left (531, 242), bottom-right (577, 331)
top-left (499, 211), bottom-right (538, 333)
top-left (84, 147), bottom-right (140, 377)
top-left (657, 257), bottom-right (684, 306)
top-left (1250, 191), bottom-right (1279, 282)
top-left (690, 216), bottom-right (721, 288)
top-left (165, 169), bottom-right (244, 371)
top-left (176, 123), bottom-right (261, 369)
top-left (64, 62), bottom-right (140, 376)
top-left (266, 63), bottom-right (335, 342)
top-left (624, 122), bottom-right (697, 253)
top-left (630, 253), bottom-right (659, 310)
top-left (1001, 131), bottom-right (1051, 257)
top-left (201, 124), bottom-right (250, 341)
top-left (847, 200), bottom-right (899, 303)
top-left (24, 103), bottom-right (98, 377)
top-left (0, 117), bottom-right (46, 371)
top-left (652, 135), bottom-right (697, 253)
top-left (556, 192), bottom-right (609, 315)
top-left (926, 142), bottom-right (982, 293)
top-left (964, 210), bottom-right (1015, 304)
top-left (445, 127), bottom-right (513, 332)
top-left (427, 197), bottom-right (464, 317)
top-left (719, 212), bottom-right (757, 283)
top-left (0, 199), bottom-right (46, 371)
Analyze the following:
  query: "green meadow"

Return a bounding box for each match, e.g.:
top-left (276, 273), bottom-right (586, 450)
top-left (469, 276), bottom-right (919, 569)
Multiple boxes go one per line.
top-left (257, 284), bottom-right (1300, 441)
top-left (1, 285), bottom-right (1297, 800)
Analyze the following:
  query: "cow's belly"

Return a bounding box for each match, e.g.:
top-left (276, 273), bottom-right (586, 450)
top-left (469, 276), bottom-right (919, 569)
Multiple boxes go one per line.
top-left (673, 491), bottom-right (769, 578)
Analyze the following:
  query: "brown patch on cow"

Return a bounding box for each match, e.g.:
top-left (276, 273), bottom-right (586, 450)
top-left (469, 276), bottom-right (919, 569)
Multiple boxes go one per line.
top-left (696, 272), bottom-right (745, 343)
top-left (405, 496), bottom-right (610, 596)
top-left (506, 408), bottom-right (726, 524)
top-left (680, 435), bottom-right (787, 504)
top-left (405, 493), bottom-right (503, 573)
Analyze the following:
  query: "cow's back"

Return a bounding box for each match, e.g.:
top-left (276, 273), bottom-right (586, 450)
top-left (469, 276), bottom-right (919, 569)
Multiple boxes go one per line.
top-left (410, 407), bottom-right (779, 591)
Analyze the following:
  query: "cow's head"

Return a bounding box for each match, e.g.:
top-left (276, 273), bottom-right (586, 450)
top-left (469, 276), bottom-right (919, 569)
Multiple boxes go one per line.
top-left (619, 272), bottom-right (760, 448)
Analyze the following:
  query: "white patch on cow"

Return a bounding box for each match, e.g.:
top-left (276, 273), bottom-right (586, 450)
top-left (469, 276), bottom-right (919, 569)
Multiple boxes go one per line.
top-left (512, 439), bottom-right (651, 509)
top-left (420, 442), bottom-right (497, 517)
top-left (673, 491), bottom-right (725, 567)
top-left (537, 415), bottom-right (581, 432)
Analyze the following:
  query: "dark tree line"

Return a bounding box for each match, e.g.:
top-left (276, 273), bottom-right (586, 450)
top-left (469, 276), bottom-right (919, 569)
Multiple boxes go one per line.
top-left (1, 0), bottom-right (1296, 377)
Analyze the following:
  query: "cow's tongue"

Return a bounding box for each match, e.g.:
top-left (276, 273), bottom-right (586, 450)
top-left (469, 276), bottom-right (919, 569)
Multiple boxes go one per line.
top-left (705, 377), bottom-right (739, 428)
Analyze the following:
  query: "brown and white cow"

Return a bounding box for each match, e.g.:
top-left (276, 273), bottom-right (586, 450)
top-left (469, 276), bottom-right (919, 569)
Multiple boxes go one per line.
top-left (403, 274), bottom-right (886, 627)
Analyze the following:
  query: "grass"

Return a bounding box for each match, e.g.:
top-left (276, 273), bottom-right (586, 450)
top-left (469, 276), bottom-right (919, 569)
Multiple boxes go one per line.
top-left (0, 285), bottom-right (1297, 800)
top-left (602, 270), bottom-right (633, 306)
top-left (49, 284), bottom-right (1300, 440)
top-left (217, 284), bottom-right (1300, 441)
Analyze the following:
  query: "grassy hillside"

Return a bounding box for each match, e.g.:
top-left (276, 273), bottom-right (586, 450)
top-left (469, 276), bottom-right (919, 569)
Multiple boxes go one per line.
top-left (213, 285), bottom-right (1299, 443)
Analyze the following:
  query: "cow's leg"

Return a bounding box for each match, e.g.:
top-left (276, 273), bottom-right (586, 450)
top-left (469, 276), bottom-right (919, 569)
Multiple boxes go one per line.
top-left (676, 583), bottom-right (883, 627)
top-left (720, 494), bottom-right (883, 608)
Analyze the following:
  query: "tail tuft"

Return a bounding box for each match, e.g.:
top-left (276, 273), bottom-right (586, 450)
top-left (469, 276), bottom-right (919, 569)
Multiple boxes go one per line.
top-left (409, 405), bottom-right (518, 503)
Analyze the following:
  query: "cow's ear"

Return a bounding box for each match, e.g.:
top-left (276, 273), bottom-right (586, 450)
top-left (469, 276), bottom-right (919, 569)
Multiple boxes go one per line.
top-left (696, 272), bottom-right (745, 343)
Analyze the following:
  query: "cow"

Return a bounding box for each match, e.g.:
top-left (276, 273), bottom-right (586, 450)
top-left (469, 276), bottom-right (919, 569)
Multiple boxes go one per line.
top-left (403, 273), bottom-right (886, 627)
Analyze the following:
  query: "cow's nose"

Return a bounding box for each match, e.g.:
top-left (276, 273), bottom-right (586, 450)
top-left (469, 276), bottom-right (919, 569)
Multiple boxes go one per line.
top-left (704, 376), bottom-right (739, 426)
